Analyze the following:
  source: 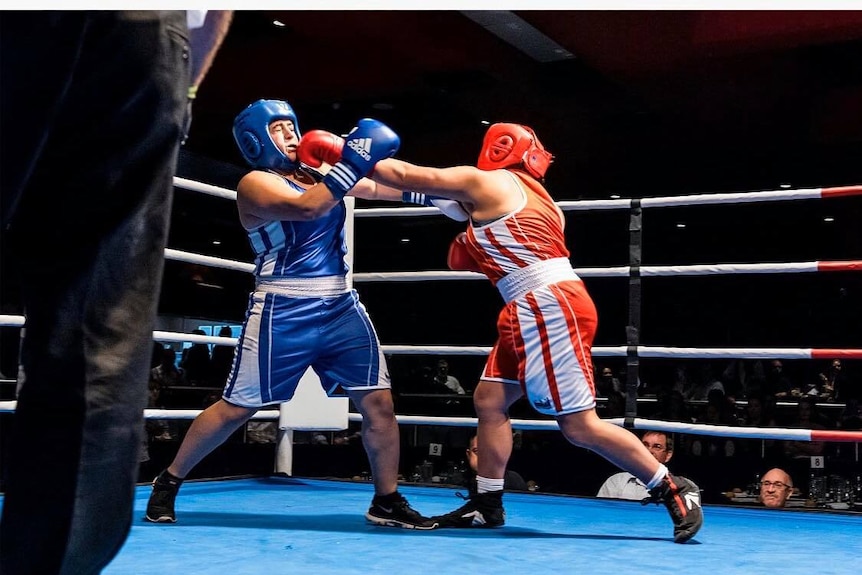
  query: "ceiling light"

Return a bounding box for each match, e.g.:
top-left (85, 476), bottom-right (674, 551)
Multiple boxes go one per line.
top-left (212, 240), bottom-right (221, 245)
top-left (273, 20), bottom-right (285, 27)
top-left (779, 183), bottom-right (791, 189)
top-left (480, 120), bottom-right (490, 125)
top-left (676, 223), bottom-right (686, 228)
top-left (610, 194), bottom-right (621, 199)
top-left (823, 217), bottom-right (835, 222)
top-left (400, 238), bottom-right (410, 243)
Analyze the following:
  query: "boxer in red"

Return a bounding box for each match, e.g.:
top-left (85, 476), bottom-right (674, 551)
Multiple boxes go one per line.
top-left (301, 122), bottom-right (703, 543)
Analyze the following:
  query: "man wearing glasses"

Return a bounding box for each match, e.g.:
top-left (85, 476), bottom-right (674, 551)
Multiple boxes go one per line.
top-left (597, 431), bottom-right (699, 501)
top-left (759, 468), bottom-right (794, 508)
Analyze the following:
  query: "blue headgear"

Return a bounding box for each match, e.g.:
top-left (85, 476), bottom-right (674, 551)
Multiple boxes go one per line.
top-left (232, 99), bottom-right (301, 170)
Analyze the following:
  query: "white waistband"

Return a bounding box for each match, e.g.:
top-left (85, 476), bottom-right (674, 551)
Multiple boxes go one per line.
top-left (496, 258), bottom-right (580, 304)
top-left (256, 276), bottom-right (350, 298)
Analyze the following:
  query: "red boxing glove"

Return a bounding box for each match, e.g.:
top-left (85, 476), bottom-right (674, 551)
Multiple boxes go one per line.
top-left (447, 232), bottom-right (483, 273)
top-left (297, 129), bottom-right (344, 168)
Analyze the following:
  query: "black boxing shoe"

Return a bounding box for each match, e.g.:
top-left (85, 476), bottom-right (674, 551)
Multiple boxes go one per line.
top-left (642, 473), bottom-right (703, 543)
top-left (366, 491), bottom-right (437, 530)
top-left (432, 490), bottom-right (505, 528)
top-left (145, 469), bottom-right (183, 523)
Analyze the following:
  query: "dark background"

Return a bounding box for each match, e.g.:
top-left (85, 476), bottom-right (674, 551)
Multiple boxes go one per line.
top-left (160, 10), bottom-right (862, 387)
top-left (2, 11), bottom-right (860, 385)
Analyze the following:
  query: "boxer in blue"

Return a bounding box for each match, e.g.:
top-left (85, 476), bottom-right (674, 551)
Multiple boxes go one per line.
top-left (145, 99), bottom-right (436, 529)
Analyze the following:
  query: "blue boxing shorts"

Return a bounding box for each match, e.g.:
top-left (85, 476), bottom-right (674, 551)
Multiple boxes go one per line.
top-left (223, 289), bottom-right (391, 407)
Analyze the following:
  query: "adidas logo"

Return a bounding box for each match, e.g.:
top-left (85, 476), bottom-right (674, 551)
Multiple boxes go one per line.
top-left (532, 397), bottom-right (552, 409)
top-left (347, 137), bottom-right (372, 161)
top-left (684, 492), bottom-right (701, 510)
top-left (460, 510), bottom-right (487, 526)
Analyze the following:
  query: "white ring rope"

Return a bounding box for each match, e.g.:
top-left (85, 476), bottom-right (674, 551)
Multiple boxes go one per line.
top-left (380, 345), bottom-right (862, 360)
top-left (164, 248), bottom-right (255, 274)
top-left (171, 178), bottom-right (862, 215)
top-left (173, 176), bottom-right (238, 201)
top-left (118, 247), bottom-right (862, 280)
top-left (0, 315), bottom-right (25, 327)
top-left (637, 185), bottom-right (861, 208)
top-left (2, 320), bottom-right (860, 360)
top-left (2, 178), bottom-right (860, 446)
top-left (0, 402), bottom-right (858, 442)
top-left (345, 185), bottom-right (862, 216)
top-left (352, 261), bottom-right (862, 282)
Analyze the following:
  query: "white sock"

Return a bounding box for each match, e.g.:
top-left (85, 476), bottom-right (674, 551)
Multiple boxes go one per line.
top-left (476, 475), bottom-right (505, 494)
top-left (646, 464), bottom-right (669, 490)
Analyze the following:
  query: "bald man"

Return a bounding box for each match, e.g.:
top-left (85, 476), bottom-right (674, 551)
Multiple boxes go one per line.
top-left (759, 468), bottom-right (794, 508)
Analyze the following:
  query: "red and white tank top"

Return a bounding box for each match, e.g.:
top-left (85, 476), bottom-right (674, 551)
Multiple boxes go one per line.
top-left (465, 171), bottom-right (570, 288)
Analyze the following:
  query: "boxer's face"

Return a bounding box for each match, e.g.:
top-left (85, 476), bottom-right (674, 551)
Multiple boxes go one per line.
top-left (269, 119), bottom-right (298, 160)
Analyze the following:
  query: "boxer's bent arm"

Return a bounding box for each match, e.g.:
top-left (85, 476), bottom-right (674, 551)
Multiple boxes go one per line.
top-left (237, 170), bottom-right (340, 222)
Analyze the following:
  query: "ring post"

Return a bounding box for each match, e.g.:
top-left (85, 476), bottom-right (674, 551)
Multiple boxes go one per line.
top-left (274, 197), bottom-right (355, 474)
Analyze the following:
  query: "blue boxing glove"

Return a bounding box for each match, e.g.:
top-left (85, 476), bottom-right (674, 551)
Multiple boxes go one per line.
top-left (323, 118), bottom-right (400, 200)
top-left (402, 191), bottom-right (470, 222)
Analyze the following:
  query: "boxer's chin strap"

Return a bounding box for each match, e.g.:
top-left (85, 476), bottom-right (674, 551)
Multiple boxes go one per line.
top-left (297, 164), bottom-right (325, 184)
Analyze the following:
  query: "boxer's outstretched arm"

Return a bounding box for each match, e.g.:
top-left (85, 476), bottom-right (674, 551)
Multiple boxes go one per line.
top-left (296, 129), bottom-right (466, 220)
top-left (370, 159), bottom-right (519, 221)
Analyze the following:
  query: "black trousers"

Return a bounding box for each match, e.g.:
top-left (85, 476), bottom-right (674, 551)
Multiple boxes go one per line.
top-left (0, 11), bottom-right (190, 574)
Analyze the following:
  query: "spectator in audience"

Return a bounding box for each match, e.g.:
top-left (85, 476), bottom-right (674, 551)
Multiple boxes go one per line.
top-left (670, 363), bottom-right (691, 396)
top-left (463, 434), bottom-right (528, 493)
top-left (798, 377), bottom-right (825, 400)
top-left (333, 429), bottom-right (363, 445)
top-left (736, 392), bottom-right (779, 458)
top-left (707, 388), bottom-right (740, 426)
top-left (599, 390), bottom-right (627, 419)
top-left (653, 388), bottom-right (692, 423)
top-left (818, 358), bottom-right (847, 402)
top-left (720, 359), bottom-right (751, 400)
top-left (151, 346), bottom-right (183, 389)
top-left (210, 326), bottom-right (236, 386)
top-left (838, 398), bottom-right (862, 431)
top-left (152, 341), bottom-right (166, 369)
top-left (740, 393), bottom-right (776, 428)
top-left (689, 393), bottom-right (737, 458)
top-left (782, 397), bottom-right (826, 461)
top-left (148, 346), bottom-right (182, 441)
top-left (180, 329), bottom-right (212, 386)
top-left (766, 359), bottom-right (796, 399)
top-left (759, 467), bottom-right (794, 508)
top-left (596, 365), bottom-right (623, 397)
top-left (432, 358), bottom-right (466, 394)
top-left (597, 431), bottom-right (697, 500)
top-left (201, 390), bottom-right (221, 409)
top-left (310, 432), bottom-right (330, 445)
top-left (246, 420), bottom-right (277, 444)
top-left (684, 363), bottom-right (725, 402)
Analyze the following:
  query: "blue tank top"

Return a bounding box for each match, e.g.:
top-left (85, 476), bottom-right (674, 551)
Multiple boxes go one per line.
top-left (246, 177), bottom-right (348, 278)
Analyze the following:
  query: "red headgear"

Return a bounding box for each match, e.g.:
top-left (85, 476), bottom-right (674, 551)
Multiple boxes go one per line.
top-left (476, 123), bottom-right (553, 179)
